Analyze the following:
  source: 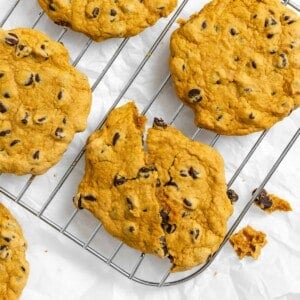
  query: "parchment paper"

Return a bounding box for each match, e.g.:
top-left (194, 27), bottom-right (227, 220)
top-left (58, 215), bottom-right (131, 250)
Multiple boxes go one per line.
top-left (0, 0), bottom-right (299, 299)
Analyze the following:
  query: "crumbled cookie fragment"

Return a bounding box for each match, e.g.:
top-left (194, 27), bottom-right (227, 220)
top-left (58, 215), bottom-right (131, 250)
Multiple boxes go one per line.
top-left (230, 225), bottom-right (267, 259)
top-left (253, 189), bottom-right (292, 213)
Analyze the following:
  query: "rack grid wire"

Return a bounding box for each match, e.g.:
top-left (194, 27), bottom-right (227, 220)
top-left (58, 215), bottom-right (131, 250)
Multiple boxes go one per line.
top-left (0, 0), bottom-right (299, 287)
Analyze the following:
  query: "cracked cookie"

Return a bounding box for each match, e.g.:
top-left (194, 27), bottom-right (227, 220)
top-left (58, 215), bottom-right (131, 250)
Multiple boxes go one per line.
top-left (38, 0), bottom-right (178, 42)
top-left (74, 102), bottom-right (233, 272)
top-left (0, 28), bottom-right (92, 175)
top-left (170, 0), bottom-right (300, 135)
top-left (230, 225), bottom-right (267, 259)
top-left (0, 203), bottom-right (29, 300)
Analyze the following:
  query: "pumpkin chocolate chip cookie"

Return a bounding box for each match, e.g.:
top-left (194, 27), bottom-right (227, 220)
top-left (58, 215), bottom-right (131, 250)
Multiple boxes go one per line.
top-left (74, 102), bottom-right (233, 272)
top-left (0, 28), bottom-right (91, 175)
top-left (170, 0), bottom-right (300, 135)
top-left (0, 203), bottom-right (29, 300)
top-left (38, 0), bottom-right (178, 42)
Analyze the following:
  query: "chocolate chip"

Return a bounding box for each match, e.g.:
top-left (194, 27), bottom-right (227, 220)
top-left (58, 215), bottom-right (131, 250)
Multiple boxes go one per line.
top-left (227, 189), bottom-right (239, 203)
top-left (3, 92), bottom-right (10, 98)
top-left (230, 28), bottom-right (238, 36)
top-left (278, 53), bottom-right (288, 68)
top-left (129, 226), bottom-right (135, 233)
top-left (21, 266), bottom-right (26, 272)
top-left (180, 170), bottom-right (188, 177)
top-left (181, 211), bottom-right (189, 217)
top-left (253, 188), bottom-right (272, 209)
top-left (287, 20), bottom-right (296, 25)
top-left (84, 195), bottom-right (96, 201)
top-left (284, 15), bottom-right (290, 21)
top-left (159, 236), bottom-right (168, 256)
top-left (4, 33), bottom-right (19, 46)
top-left (216, 80), bottom-right (221, 84)
top-left (188, 167), bottom-right (200, 179)
top-left (36, 117), bottom-right (47, 124)
top-left (126, 197), bottom-right (134, 210)
top-left (55, 20), bottom-right (71, 27)
top-left (251, 61), bottom-right (257, 69)
top-left (55, 127), bottom-right (64, 138)
top-left (92, 7), bottom-right (100, 17)
top-left (110, 9), bottom-right (117, 16)
top-left (62, 117), bottom-right (67, 124)
top-left (0, 130), bottom-right (11, 137)
top-left (156, 178), bottom-right (161, 187)
top-left (265, 17), bottom-right (277, 27)
top-left (3, 237), bottom-right (10, 242)
top-left (253, 14), bottom-right (258, 19)
top-left (201, 21), bottom-right (207, 29)
top-left (10, 139), bottom-right (20, 147)
top-left (0, 73), bottom-right (4, 78)
top-left (189, 228), bottom-right (200, 240)
top-left (153, 117), bottom-right (167, 128)
top-left (267, 33), bottom-right (274, 39)
top-left (33, 150), bottom-right (40, 160)
top-left (21, 112), bottom-right (29, 125)
top-left (112, 132), bottom-right (120, 146)
top-left (35, 74), bottom-right (41, 83)
top-left (249, 113), bottom-right (255, 120)
top-left (138, 166), bottom-right (156, 178)
top-left (24, 74), bottom-right (34, 86)
top-left (160, 210), bottom-right (169, 224)
top-left (188, 89), bottom-right (202, 103)
top-left (164, 223), bottom-right (177, 234)
top-left (164, 180), bottom-right (178, 188)
top-left (234, 56), bottom-right (240, 62)
top-left (0, 102), bottom-right (7, 113)
top-left (270, 50), bottom-right (277, 54)
top-left (183, 198), bottom-right (192, 208)
top-left (49, 2), bottom-right (56, 11)
top-left (216, 115), bottom-right (223, 121)
top-left (113, 175), bottom-right (126, 186)
top-left (57, 91), bottom-right (63, 100)
top-left (74, 195), bottom-right (83, 210)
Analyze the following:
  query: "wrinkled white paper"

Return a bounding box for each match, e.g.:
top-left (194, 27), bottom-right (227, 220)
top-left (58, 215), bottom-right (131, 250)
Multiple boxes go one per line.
top-left (0, 0), bottom-right (300, 299)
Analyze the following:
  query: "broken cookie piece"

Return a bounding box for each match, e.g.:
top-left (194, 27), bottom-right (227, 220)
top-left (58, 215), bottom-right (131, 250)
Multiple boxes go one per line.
top-left (74, 101), bottom-right (233, 272)
top-left (230, 225), bottom-right (267, 259)
top-left (253, 189), bottom-right (292, 213)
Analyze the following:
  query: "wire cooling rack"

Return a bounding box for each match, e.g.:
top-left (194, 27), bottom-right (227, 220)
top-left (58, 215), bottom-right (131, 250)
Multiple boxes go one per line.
top-left (0, 0), bottom-right (299, 287)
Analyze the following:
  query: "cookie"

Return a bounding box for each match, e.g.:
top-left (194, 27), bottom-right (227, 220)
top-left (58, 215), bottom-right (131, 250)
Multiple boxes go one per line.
top-left (74, 102), bottom-right (166, 257)
top-left (0, 203), bottom-right (29, 300)
top-left (74, 102), bottom-right (233, 272)
top-left (0, 28), bottom-right (92, 175)
top-left (38, 0), bottom-right (178, 42)
top-left (253, 189), bottom-right (292, 213)
top-left (170, 0), bottom-right (300, 135)
top-left (230, 225), bottom-right (267, 259)
top-left (147, 118), bottom-right (233, 272)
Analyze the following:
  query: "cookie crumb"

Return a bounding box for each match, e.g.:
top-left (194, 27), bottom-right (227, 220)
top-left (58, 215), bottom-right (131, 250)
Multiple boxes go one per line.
top-left (230, 225), bottom-right (267, 259)
top-left (253, 189), bottom-right (292, 213)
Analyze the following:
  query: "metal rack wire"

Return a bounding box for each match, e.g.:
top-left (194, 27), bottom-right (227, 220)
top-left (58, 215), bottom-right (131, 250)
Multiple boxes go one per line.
top-left (0, 0), bottom-right (299, 287)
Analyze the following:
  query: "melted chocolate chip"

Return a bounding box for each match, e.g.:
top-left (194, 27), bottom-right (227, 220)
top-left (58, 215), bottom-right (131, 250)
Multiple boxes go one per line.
top-left (24, 74), bottom-right (34, 86)
top-left (129, 226), bottom-right (135, 233)
top-left (230, 28), bottom-right (238, 36)
top-left (164, 180), bottom-right (178, 188)
top-left (35, 74), bottom-right (41, 83)
top-left (156, 178), bottom-right (161, 187)
top-left (112, 132), bottom-right (120, 146)
top-left (249, 113), bottom-right (255, 120)
top-left (84, 195), bottom-right (96, 201)
top-left (164, 223), bottom-right (177, 234)
top-left (201, 21), bottom-right (207, 29)
top-left (10, 139), bottom-right (20, 147)
top-left (180, 170), bottom-right (188, 177)
top-left (92, 7), bottom-right (100, 18)
top-left (188, 167), bottom-right (200, 179)
top-left (138, 166), bottom-right (156, 178)
top-left (227, 189), bottom-right (239, 203)
top-left (189, 228), bottom-right (200, 240)
top-left (55, 20), bottom-right (71, 27)
top-left (183, 198), bottom-right (192, 207)
top-left (188, 89), bottom-right (202, 103)
top-left (57, 91), bottom-right (63, 100)
top-left (253, 188), bottom-right (272, 209)
top-left (21, 266), bottom-right (26, 272)
top-left (3, 237), bottom-right (10, 242)
top-left (267, 33), bottom-right (274, 39)
top-left (0, 130), bottom-right (11, 137)
top-left (55, 127), bottom-right (64, 138)
top-left (4, 33), bottom-right (19, 46)
top-left (0, 102), bottom-right (7, 113)
top-left (110, 9), bottom-right (117, 16)
top-left (21, 112), bottom-right (29, 125)
top-left (126, 197), bottom-right (134, 210)
top-left (251, 61), bottom-right (257, 69)
top-left (160, 210), bottom-right (169, 224)
top-left (33, 150), bottom-right (40, 160)
top-left (113, 175), bottom-right (126, 186)
top-left (153, 117), bottom-right (167, 128)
